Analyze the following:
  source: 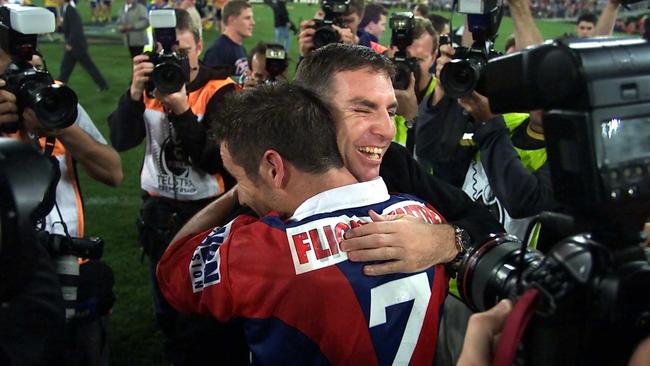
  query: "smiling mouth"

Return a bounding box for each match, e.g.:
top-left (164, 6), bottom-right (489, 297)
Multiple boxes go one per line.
top-left (357, 146), bottom-right (384, 161)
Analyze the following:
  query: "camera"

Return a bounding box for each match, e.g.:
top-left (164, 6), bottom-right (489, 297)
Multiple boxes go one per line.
top-left (389, 12), bottom-right (420, 90)
top-left (0, 5), bottom-right (78, 134)
top-left (146, 9), bottom-right (190, 95)
top-left (455, 37), bottom-right (650, 365)
top-left (439, 0), bottom-right (502, 98)
top-left (264, 43), bottom-right (288, 83)
top-left (312, 0), bottom-right (350, 50)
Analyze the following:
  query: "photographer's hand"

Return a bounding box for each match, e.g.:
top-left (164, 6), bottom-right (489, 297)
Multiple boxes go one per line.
top-left (154, 85), bottom-right (190, 115)
top-left (130, 54), bottom-right (154, 102)
top-left (432, 44), bottom-right (455, 106)
top-left (332, 24), bottom-right (358, 45)
top-left (0, 80), bottom-right (19, 126)
top-left (458, 92), bottom-right (495, 124)
top-left (457, 299), bottom-right (513, 366)
top-left (298, 19), bottom-right (316, 56)
top-left (395, 73), bottom-right (418, 120)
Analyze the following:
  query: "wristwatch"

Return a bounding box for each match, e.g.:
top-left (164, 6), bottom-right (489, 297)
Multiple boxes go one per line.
top-left (448, 225), bottom-right (471, 276)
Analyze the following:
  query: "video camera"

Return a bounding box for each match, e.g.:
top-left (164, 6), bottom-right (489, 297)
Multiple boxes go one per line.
top-left (264, 43), bottom-right (288, 83)
top-left (439, 0), bottom-right (502, 98)
top-left (456, 37), bottom-right (650, 366)
top-left (145, 9), bottom-right (190, 96)
top-left (0, 5), bottom-right (78, 134)
top-left (0, 138), bottom-right (104, 320)
top-left (389, 12), bottom-right (420, 90)
top-left (312, 0), bottom-right (350, 50)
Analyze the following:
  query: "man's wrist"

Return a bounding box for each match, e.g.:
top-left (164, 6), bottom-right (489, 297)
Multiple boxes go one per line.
top-left (447, 224), bottom-right (471, 275)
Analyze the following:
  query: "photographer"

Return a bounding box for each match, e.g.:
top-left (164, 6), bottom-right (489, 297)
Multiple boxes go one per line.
top-left (242, 41), bottom-right (289, 88)
top-left (391, 16), bottom-right (438, 153)
top-left (107, 8), bottom-right (240, 365)
top-left (298, 0), bottom-right (388, 56)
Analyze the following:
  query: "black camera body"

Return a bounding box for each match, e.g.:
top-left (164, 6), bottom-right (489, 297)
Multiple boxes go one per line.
top-left (146, 10), bottom-right (190, 96)
top-left (146, 50), bottom-right (190, 95)
top-left (439, 0), bottom-right (502, 98)
top-left (439, 43), bottom-right (491, 98)
top-left (389, 12), bottom-right (420, 90)
top-left (264, 43), bottom-right (288, 83)
top-left (0, 5), bottom-right (78, 134)
top-left (312, 0), bottom-right (350, 50)
top-left (457, 37), bottom-right (650, 366)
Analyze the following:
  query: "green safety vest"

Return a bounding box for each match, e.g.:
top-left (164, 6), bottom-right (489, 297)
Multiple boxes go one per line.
top-left (393, 77), bottom-right (437, 146)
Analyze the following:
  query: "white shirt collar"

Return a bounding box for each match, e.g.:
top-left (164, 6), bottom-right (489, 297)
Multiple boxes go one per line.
top-left (289, 177), bottom-right (390, 222)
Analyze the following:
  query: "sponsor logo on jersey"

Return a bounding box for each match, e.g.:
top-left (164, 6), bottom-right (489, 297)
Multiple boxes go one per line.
top-left (287, 216), bottom-right (361, 275)
top-left (382, 200), bottom-right (443, 224)
top-left (190, 222), bottom-right (233, 292)
top-left (287, 200), bottom-right (441, 275)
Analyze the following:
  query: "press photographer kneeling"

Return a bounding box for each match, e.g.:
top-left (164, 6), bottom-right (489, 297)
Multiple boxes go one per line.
top-left (0, 5), bottom-right (122, 365)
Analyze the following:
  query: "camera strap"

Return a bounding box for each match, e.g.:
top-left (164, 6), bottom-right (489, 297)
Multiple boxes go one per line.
top-left (492, 288), bottom-right (541, 366)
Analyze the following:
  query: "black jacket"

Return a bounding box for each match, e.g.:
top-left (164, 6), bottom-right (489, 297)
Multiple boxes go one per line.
top-left (107, 66), bottom-right (235, 179)
top-left (62, 4), bottom-right (87, 51)
top-left (381, 142), bottom-right (505, 247)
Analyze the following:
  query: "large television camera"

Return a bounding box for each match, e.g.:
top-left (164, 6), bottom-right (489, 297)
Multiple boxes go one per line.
top-left (389, 12), bottom-right (420, 90)
top-left (312, 0), bottom-right (350, 50)
top-left (439, 0), bottom-right (502, 98)
top-left (456, 37), bottom-right (650, 365)
top-left (0, 5), bottom-right (78, 134)
top-left (0, 138), bottom-right (104, 320)
top-left (145, 9), bottom-right (190, 96)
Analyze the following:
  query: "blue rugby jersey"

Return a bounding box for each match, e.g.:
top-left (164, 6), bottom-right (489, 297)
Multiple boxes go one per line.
top-left (158, 178), bottom-right (449, 365)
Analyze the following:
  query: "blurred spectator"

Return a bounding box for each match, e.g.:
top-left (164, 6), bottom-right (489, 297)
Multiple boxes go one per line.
top-left (203, 0), bottom-right (255, 79)
top-left (59, 0), bottom-right (110, 91)
top-left (576, 12), bottom-right (597, 37)
top-left (267, 0), bottom-right (294, 52)
top-left (427, 13), bottom-right (450, 36)
top-left (358, 3), bottom-right (388, 45)
top-left (116, 0), bottom-right (149, 58)
top-left (413, 3), bottom-right (428, 17)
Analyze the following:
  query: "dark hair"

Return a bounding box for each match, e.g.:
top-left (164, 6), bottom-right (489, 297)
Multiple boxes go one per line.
top-left (413, 16), bottom-right (438, 52)
top-left (577, 12), bottom-right (597, 25)
top-left (247, 41), bottom-right (267, 70)
top-left (174, 8), bottom-right (200, 43)
top-left (413, 4), bottom-right (429, 17)
top-left (210, 82), bottom-right (344, 181)
top-left (426, 13), bottom-right (449, 35)
top-left (359, 3), bottom-right (387, 29)
top-left (295, 43), bottom-right (395, 98)
top-left (347, 0), bottom-right (365, 18)
top-left (223, 0), bottom-right (251, 26)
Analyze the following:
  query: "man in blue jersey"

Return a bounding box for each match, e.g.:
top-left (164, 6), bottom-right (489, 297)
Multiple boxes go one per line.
top-left (158, 82), bottom-right (449, 364)
top-left (202, 0), bottom-right (255, 80)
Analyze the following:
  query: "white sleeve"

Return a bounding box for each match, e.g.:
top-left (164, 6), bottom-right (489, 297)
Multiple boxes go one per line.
top-left (74, 103), bottom-right (107, 145)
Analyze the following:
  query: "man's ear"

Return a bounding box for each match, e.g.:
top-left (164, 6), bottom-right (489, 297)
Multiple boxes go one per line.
top-left (260, 149), bottom-right (287, 189)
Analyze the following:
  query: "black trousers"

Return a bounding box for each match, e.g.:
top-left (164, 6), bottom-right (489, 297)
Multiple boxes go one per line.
top-left (138, 195), bottom-right (250, 366)
top-left (58, 48), bottom-right (108, 89)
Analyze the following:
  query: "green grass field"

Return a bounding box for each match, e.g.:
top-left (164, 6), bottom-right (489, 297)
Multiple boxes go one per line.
top-left (28, 2), bottom-right (578, 364)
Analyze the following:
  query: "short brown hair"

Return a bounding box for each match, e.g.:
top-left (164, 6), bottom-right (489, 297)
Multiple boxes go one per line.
top-left (212, 82), bottom-right (343, 181)
top-left (175, 8), bottom-right (200, 43)
top-left (223, 0), bottom-right (251, 26)
top-left (295, 43), bottom-right (395, 98)
top-left (413, 17), bottom-right (438, 54)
